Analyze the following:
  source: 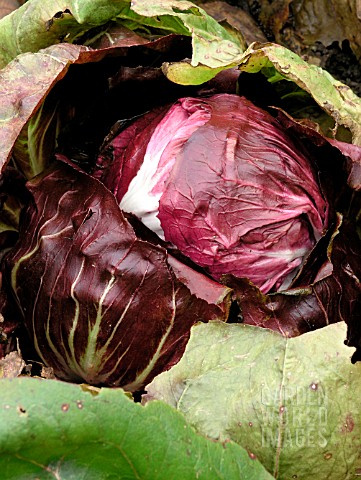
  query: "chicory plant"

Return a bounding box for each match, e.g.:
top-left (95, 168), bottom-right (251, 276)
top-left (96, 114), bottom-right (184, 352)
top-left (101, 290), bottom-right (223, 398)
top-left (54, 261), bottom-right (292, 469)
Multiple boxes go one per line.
top-left (95, 93), bottom-right (330, 294)
top-left (0, 4), bottom-right (360, 387)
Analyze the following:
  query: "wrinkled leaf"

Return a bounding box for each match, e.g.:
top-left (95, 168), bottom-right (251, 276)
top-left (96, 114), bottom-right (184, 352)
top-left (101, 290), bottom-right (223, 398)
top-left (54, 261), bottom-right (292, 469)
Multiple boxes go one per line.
top-left (292, 0), bottom-right (359, 48)
top-left (94, 89), bottom-right (361, 352)
top-left (0, 0), bottom-right (114, 67)
top-left (0, 0), bottom-right (245, 69)
top-left (145, 321), bottom-right (361, 480)
top-left (238, 42), bottom-right (361, 145)
top-left (293, 0), bottom-right (361, 59)
top-left (130, 0), bottom-right (246, 67)
top-left (0, 377), bottom-right (273, 479)
top-left (0, 0), bottom-right (147, 67)
top-left (4, 160), bottom-right (231, 390)
top-left (223, 213), bottom-right (361, 344)
top-left (254, 0), bottom-right (361, 60)
top-left (101, 93), bottom-right (329, 294)
top-left (197, 1), bottom-right (267, 46)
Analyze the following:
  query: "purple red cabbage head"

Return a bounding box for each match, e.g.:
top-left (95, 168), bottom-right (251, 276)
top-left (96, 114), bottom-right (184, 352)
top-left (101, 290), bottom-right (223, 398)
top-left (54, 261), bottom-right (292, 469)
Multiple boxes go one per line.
top-left (95, 94), bottom-right (330, 294)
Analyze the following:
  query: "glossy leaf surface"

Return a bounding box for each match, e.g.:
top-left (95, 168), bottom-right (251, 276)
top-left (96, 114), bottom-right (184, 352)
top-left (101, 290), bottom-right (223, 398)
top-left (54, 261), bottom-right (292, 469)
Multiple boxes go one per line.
top-left (5, 160), bottom-right (231, 390)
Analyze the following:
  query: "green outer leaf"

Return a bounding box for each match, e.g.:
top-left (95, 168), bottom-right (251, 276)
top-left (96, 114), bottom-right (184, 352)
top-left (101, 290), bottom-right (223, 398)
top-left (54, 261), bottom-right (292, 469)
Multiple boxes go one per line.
top-left (162, 61), bottom-right (225, 85)
top-left (238, 42), bottom-right (361, 145)
top-left (0, 0), bottom-right (117, 68)
top-left (131, 0), bottom-right (246, 68)
top-left (0, 377), bottom-right (273, 480)
top-left (0, 0), bottom-right (245, 69)
top-left (146, 322), bottom-right (361, 480)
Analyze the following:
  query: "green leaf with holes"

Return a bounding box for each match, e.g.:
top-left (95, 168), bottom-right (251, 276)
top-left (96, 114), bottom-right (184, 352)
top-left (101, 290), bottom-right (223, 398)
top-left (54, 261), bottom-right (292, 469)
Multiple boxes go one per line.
top-left (0, 377), bottom-right (273, 479)
top-left (145, 321), bottom-right (361, 480)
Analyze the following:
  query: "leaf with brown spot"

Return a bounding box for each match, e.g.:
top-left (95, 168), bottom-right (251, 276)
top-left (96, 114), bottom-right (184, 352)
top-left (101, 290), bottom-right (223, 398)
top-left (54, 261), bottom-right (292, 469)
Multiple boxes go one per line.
top-left (0, 377), bottom-right (273, 479)
top-left (145, 321), bottom-right (361, 480)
